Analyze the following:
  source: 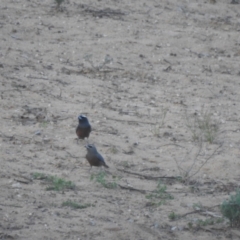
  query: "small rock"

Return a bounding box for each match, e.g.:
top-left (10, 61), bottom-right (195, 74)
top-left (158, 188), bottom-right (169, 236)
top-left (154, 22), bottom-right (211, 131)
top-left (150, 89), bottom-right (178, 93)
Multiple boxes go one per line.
top-left (154, 223), bottom-right (159, 228)
top-left (12, 183), bottom-right (21, 188)
top-left (35, 130), bottom-right (41, 135)
top-left (171, 226), bottom-right (177, 231)
top-left (90, 220), bottom-right (96, 226)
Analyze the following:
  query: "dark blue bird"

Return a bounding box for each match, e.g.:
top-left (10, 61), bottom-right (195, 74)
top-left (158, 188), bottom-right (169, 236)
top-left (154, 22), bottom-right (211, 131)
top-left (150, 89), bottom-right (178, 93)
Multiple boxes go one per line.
top-left (76, 115), bottom-right (91, 140)
top-left (85, 144), bottom-right (109, 169)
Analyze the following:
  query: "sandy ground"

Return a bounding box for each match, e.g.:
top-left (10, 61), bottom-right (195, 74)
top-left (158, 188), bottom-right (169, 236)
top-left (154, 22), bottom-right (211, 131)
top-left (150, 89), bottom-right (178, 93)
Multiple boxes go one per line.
top-left (1, 0), bottom-right (240, 239)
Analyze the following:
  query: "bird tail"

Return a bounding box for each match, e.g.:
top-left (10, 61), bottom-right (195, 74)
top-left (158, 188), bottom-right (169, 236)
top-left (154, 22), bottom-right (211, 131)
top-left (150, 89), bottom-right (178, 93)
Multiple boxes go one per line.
top-left (104, 163), bottom-right (109, 168)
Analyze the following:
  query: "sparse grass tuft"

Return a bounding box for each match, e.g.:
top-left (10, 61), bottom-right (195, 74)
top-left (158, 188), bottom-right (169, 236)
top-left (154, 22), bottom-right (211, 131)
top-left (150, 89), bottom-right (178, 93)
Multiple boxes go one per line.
top-left (32, 172), bottom-right (48, 180)
top-left (108, 146), bottom-right (118, 154)
top-left (91, 172), bottom-right (117, 189)
top-left (62, 200), bottom-right (92, 209)
top-left (174, 141), bottom-right (222, 181)
top-left (120, 161), bottom-right (131, 168)
top-left (168, 211), bottom-right (179, 221)
top-left (40, 121), bottom-right (49, 128)
top-left (150, 108), bottom-right (168, 137)
top-left (32, 172), bottom-right (75, 191)
top-left (196, 218), bottom-right (215, 226)
top-left (146, 181), bottom-right (173, 206)
top-left (186, 109), bottom-right (220, 143)
top-left (188, 217), bottom-right (224, 228)
top-left (55, 0), bottom-right (64, 9)
top-left (193, 202), bottom-right (203, 210)
top-left (221, 190), bottom-right (240, 227)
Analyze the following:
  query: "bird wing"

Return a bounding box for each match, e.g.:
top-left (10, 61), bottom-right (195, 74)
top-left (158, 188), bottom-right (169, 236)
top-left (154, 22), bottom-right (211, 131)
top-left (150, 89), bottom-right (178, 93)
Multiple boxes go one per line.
top-left (96, 153), bottom-right (105, 163)
top-left (79, 122), bottom-right (91, 128)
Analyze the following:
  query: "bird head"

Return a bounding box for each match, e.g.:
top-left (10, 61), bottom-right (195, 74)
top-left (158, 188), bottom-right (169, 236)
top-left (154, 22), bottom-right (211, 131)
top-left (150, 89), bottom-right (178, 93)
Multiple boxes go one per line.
top-left (85, 144), bottom-right (97, 153)
top-left (78, 114), bottom-right (86, 121)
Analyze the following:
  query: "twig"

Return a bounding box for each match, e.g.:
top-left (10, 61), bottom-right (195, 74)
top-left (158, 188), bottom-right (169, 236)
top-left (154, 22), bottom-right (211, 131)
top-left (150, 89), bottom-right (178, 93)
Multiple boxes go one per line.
top-left (188, 143), bottom-right (222, 178)
top-left (186, 141), bottom-right (203, 175)
top-left (117, 168), bottom-right (178, 180)
top-left (0, 203), bottom-right (23, 208)
top-left (107, 117), bottom-right (155, 125)
top-left (173, 144), bottom-right (198, 176)
top-left (178, 210), bottom-right (201, 218)
top-left (13, 174), bottom-right (33, 184)
top-left (160, 143), bottom-right (185, 148)
top-left (118, 184), bottom-right (148, 193)
top-left (26, 76), bottom-right (49, 80)
top-left (176, 204), bottom-right (221, 220)
top-left (65, 151), bottom-right (79, 159)
top-left (201, 211), bottom-right (222, 218)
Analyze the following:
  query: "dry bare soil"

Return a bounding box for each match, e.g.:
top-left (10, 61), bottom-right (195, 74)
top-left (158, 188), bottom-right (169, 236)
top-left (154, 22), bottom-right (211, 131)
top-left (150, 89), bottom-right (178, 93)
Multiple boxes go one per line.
top-left (1, 0), bottom-right (240, 239)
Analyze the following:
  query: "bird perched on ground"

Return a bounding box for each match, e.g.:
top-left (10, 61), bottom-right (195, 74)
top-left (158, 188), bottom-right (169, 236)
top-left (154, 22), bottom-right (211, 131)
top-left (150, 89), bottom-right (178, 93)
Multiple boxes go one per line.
top-left (85, 144), bottom-right (109, 169)
top-left (76, 115), bottom-right (91, 141)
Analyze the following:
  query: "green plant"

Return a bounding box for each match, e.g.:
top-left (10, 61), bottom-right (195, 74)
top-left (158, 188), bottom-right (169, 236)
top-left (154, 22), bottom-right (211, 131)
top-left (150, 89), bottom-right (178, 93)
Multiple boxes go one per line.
top-left (192, 202), bottom-right (203, 210)
top-left (40, 121), bottom-right (49, 128)
top-left (108, 146), bottom-right (118, 154)
top-left (83, 54), bottom-right (113, 71)
top-left (32, 172), bottom-right (75, 191)
top-left (146, 181), bottom-right (173, 206)
top-left (188, 222), bottom-right (193, 228)
top-left (168, 211), bottom-right (179, 221)
top-left (186, 109), bottom-right (220, 143)
top-left (150, 108), bottom-right (168, 137)
top-left (62, 200), bottom-right (92, 209)
top-left (196, 218), bottom-right (214, 226)
top-left (120, 161), bottom-right (131, 168)
top-left (55, 0), bottom-right (64, 8)
top-left (221, 190), bottom-right (240, 227)
top-left (187, 217), bottom-right (224, 229)
top-left (216, 218), bottom-right (224, 223)
top-left (91, 172), bottom-right (117, 189)
top-left (32, 172), bottom-right (47, 180)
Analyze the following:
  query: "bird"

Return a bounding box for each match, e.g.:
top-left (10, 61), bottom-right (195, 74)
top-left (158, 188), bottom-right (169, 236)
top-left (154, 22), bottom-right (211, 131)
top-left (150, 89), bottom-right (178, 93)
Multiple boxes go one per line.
top-left (85, 144), bottom-right (109, 169)
top-left (76, 115), bottom-right (91, 141)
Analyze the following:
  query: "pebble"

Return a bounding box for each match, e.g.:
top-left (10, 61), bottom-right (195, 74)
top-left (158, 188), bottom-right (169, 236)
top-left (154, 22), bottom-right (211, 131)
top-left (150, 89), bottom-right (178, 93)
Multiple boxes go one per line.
top-left (12, 183), bottom-right (21, 188)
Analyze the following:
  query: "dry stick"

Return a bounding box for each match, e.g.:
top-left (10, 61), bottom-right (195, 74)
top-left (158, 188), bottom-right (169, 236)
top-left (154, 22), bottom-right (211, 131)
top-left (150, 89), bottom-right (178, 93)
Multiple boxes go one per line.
top-left (117, 168), bottom-right (178, 180)
top-left (188, 143), bottom-right (223, 178)
top-left (160, 143), bottom-right (185, 149)
top-left (220, 129), bottom-right (240, 133)
top-left (178, 205), bottom-right (221, 219)
top-left (13, 174), bottom-right (33, 182)
top-left (14, 178), bottom-right (30, 184)
top-left (201, 211), bottom-right (222, 218)
top-left (91, 78), bottom-right (94, 109)
top-left (174, 141), bottom-right (222, 179)
top-left (106, 117), bottom-right (154, 125)
top-left (117, 184), bottom-right (185, 194)
top-left (174, 145), bottom-right (196, 176)
top-left (26, 76), bottom-right (49, 80)
top-left (186, 140), bottom-right (203, 176)
top-left (0, 89), bottom-right (23, 94)
top-left (65, 151), bottom-right (79, 159)
top-left (118, 184), bottom-right (148, 193)
top-left (0, 203), bottom-right (23, 208)
top-left (178, 210), bottom-right (201, 219)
